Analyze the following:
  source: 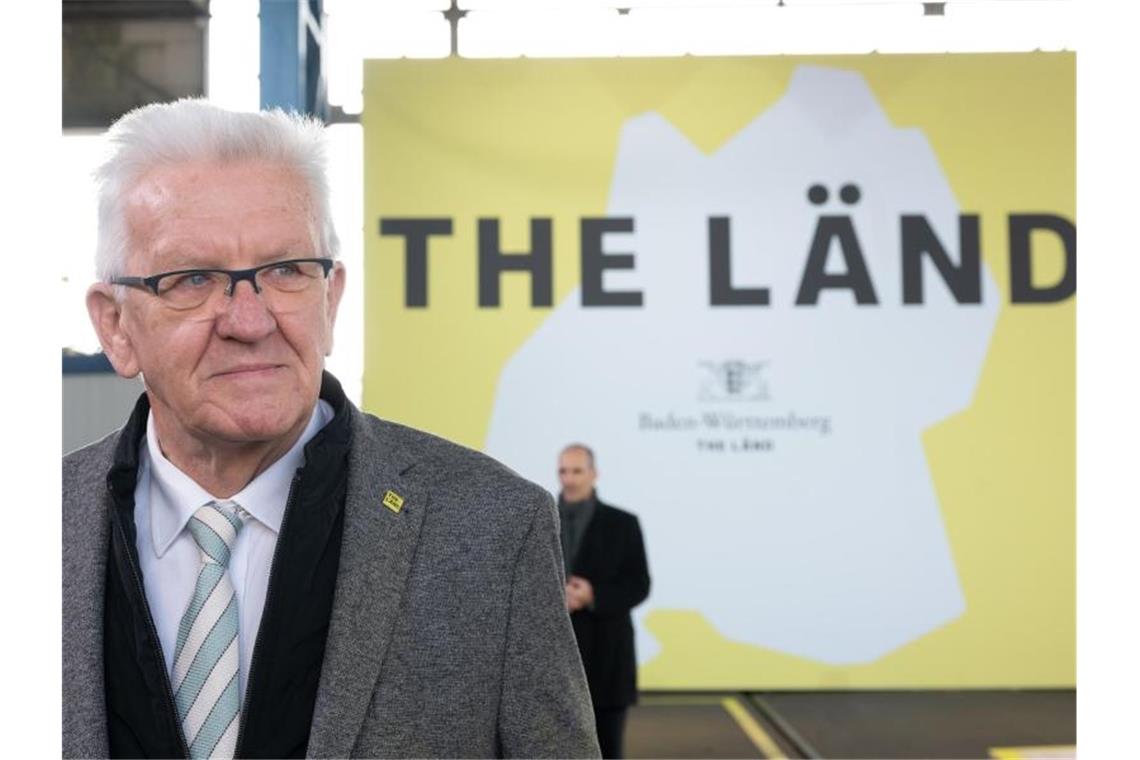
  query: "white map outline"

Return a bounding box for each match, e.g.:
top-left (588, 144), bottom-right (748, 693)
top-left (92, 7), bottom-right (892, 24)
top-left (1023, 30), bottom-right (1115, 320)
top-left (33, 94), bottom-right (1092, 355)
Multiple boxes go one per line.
top-left (486, 65), bottom-right (999, 665)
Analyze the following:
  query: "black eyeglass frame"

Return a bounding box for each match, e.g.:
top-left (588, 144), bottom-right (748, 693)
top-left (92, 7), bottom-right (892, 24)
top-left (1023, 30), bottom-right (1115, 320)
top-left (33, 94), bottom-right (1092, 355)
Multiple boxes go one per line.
top-left (110, 257), bottom-right (335, 298)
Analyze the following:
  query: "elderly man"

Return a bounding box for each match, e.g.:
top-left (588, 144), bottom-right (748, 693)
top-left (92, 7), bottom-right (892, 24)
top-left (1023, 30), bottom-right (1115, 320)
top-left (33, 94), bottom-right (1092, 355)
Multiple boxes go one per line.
top-left (63, 99), bottom-right (599, 759)
top-left (558, 445), bottom-right (650, 759)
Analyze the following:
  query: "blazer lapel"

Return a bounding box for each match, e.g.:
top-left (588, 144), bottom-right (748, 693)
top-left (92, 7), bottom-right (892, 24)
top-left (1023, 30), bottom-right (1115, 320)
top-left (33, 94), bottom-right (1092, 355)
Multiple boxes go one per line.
top-left (306, 413), bottom-right (428, 758)
top-left (62, 442), bottom-right (114, 759)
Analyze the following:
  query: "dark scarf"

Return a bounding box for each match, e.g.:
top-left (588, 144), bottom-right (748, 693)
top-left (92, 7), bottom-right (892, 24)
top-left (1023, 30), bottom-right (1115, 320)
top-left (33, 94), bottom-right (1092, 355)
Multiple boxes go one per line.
top-left (557, 491), bottom-right (597, 576)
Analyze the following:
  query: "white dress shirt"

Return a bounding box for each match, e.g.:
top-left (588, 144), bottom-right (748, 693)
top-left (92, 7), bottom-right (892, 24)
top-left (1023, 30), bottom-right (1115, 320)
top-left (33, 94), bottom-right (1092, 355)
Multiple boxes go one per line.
top-left (133, 400), bottom-right (334, 701)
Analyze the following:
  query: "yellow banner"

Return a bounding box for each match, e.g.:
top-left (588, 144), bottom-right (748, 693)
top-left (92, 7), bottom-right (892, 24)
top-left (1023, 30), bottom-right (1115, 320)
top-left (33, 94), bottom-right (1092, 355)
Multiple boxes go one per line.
top-left (363, 54), bottom-right (1074, 689)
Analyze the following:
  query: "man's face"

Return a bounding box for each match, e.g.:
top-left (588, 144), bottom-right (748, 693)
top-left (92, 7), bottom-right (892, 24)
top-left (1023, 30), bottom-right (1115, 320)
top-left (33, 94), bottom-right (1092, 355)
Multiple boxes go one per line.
top-left (88, 160), bottom-right (345, 452)
top-left (558, 448), bottom-right (597, 502)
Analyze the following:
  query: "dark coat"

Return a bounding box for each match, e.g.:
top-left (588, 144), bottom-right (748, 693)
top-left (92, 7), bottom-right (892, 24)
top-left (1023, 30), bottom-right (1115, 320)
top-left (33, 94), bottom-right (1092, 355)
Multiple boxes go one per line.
top-left (568, 498), bottom-right (651, 708)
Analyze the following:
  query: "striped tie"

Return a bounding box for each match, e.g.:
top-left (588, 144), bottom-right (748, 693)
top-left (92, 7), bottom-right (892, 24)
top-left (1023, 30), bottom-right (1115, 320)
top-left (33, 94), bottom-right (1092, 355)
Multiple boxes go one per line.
top-left (172, 500), bottom-right (247, 759)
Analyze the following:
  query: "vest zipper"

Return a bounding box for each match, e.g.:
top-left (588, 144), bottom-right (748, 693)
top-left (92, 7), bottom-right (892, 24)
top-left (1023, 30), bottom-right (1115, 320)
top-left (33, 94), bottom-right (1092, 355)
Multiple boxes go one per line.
top-left (111, 513), bottom-right (191, 758)
top-left (234, 471), bottom-right (303, 756)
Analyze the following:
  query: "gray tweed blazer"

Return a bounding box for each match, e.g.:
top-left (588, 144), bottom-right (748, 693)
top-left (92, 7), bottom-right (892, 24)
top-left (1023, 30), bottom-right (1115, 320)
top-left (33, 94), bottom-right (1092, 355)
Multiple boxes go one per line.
top-left (62, 404), bottom-right (600, 758)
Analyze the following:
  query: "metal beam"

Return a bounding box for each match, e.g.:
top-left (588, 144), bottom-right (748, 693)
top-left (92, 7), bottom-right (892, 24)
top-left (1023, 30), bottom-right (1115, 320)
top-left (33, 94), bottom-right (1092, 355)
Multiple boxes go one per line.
top-left (63, 1), bottom-right (209, 21)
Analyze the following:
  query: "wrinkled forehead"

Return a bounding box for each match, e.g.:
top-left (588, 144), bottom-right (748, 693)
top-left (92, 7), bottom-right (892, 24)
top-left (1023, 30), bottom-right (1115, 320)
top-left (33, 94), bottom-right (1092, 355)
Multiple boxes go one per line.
top-left (122, 159), bottom-right (319, 271)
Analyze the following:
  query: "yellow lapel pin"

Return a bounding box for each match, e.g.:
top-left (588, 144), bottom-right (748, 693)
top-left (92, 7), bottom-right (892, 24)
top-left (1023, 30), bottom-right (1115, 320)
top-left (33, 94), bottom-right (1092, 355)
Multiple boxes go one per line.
top-left (382, 490), bottom-right (405, 514)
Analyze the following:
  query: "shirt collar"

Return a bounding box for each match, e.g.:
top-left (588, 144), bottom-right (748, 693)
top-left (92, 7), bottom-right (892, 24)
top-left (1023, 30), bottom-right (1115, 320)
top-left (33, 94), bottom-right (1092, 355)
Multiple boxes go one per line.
top-left (146, 400), bottom-right (334, 558)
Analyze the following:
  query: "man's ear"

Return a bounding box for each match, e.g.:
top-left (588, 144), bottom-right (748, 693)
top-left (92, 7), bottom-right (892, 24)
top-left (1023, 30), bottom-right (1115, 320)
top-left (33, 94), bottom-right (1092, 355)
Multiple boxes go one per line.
top-left (323, 262), bottom-right (347, 356)
top-left (86, 284), bottom-right (141, 378)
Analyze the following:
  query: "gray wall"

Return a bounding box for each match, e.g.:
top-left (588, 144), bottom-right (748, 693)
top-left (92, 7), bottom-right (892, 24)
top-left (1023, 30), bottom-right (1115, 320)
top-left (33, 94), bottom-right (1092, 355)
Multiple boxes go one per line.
top-left (63, 373), bottom-right (144, 454)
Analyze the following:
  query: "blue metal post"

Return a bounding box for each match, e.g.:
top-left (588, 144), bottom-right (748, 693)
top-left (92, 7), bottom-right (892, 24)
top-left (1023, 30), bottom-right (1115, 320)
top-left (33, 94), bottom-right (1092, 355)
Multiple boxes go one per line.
top-left (259, 0), bottom-right (327, 119)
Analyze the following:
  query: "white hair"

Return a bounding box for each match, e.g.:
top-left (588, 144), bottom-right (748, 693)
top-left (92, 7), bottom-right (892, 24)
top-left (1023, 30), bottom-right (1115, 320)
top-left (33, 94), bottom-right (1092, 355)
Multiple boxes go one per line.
top-left (94, 98), bottom-right (340, 281)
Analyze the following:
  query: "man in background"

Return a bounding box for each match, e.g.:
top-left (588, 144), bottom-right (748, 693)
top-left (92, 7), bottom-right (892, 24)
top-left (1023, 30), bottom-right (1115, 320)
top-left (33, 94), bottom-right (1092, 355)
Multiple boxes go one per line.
top-left (62, 99), bottom-right (598, 759)
top-left (558, 444), bottom-right (652, 759)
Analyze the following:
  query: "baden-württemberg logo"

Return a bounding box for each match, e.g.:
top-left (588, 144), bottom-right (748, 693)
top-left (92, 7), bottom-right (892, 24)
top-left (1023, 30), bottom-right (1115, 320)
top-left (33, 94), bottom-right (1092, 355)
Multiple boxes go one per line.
top-left (637, 358), bottom-right (831, 453)
top-left (699, 360), bottom-right (770, 402)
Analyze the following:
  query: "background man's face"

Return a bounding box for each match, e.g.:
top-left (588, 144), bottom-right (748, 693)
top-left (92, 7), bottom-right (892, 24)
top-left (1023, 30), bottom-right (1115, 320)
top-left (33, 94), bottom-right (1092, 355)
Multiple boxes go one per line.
top-left (104, 159), bottom-right (344, 450)
top-left (558, 448), bottom-right (597, 502)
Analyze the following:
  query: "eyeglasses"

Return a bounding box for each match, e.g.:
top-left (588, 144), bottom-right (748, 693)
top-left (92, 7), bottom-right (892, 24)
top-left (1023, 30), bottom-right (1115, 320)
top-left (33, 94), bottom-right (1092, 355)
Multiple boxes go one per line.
top-left (111, 257), bottom-right (335, 311)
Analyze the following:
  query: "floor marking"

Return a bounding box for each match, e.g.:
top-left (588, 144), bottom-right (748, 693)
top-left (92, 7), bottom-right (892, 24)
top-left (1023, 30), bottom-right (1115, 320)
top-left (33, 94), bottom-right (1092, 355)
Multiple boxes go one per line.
top-left (989, 745), bottom-right (1076, 759)
top-left (721, 696), bottom-right (787, 759)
